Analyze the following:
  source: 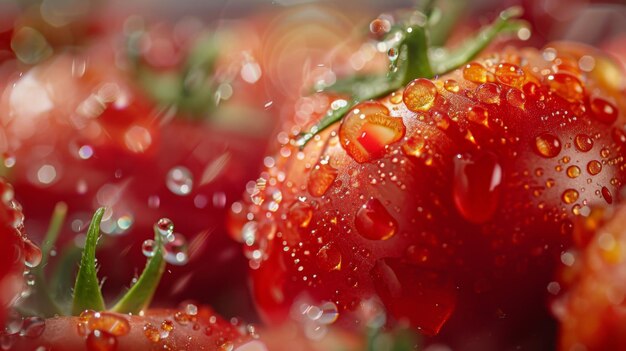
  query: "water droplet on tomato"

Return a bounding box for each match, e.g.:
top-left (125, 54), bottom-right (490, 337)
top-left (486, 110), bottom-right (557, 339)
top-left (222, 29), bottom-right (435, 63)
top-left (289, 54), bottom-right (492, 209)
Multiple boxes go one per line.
top-left (307, 163), bottom-right (338, 197)
top-left (143, 323), bottom-right (160, 343)
top-left (574, 134), bottom-right (593, 152)
top-left (495, 63), bottom-right (525, 87)
top-left (453, 152), bottom-right (502, 224)
top-left (402, 135), bottom-right (426, 157)
top-left (587, 160), bottom-right (602, 175)
top-left (403, 78), bottom-right (437, 112)
top-left (590, 97), bottom-right (618, 124)
top-left (506, 88), bottom-right (525, 109)
top-left (463, 62), bottom-right (488, 83)
top-left (316, 244), bottom-right (342, 271)
top-left (444, 79), bottom-right (460, 93)
top-left (566, 166), bottom-right (581, 179)
top-left (355, 199), bottom-right (398, 240)
top-left (546, 73), bottom-right (584, 102)
top-left (476, 83), bottom-right (501, 104)
top-left (166, 166), bottom-right (193, 196)
top-left (562, 189), bottom-right (579, 204)
top-left (534, 134), bottom-right (561, 158)
top-left (86, 330), bottom-right (117, 351)
top-left (467, 106), bottom-right (489, 126)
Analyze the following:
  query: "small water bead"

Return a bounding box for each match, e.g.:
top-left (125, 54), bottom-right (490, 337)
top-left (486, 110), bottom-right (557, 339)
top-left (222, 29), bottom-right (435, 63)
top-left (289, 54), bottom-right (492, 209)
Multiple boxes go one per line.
top-left (600, 147), bottom-right (610, 158)
top-left (506, 88), bottom-right (525, 109)
top-left (574, 134), bottom-right (593, 152)
top-left (86, 330), bottom-right (117, 351)
top-left (403, 78), bottom-right (437, 112)
top-left (166, 166), bottom-right (193, 196)
top-left (164, 233), bottom-right (189, 265)
top-left (495, 63), bottom-right (525, 87)
top-left (590, 97), bottom-right (618, 124)
top-left (316, 244), bottom-right (342, 271)
top-left (587, 160), bottom-right (602, 175)
top-left (546, 73), bottom-right (584, 102)
top-left (475, 83), bottom-right (501, 104)
top-left (562, 189), bottom-right (579, 204)
top-left (355, 198), bottom-right (398, 240)
top-left (142, 239), bottom-right (156, 257)
top-left (463, 62), bottom-right (489, 83)
top-left (602, 186), bottom-right (613, 204)
top-left (156, 218), bottom-right (174, 237)
top-left (444, 79), bottom-right (460, 93)
top-left (534, 134), bottom-right (561, 158)
top-left (387, 48), bottom-right (399, 61)
top-left (307, 163), bottom-right (338, 197)
top-left (566, 166), bottom-right (581, 179)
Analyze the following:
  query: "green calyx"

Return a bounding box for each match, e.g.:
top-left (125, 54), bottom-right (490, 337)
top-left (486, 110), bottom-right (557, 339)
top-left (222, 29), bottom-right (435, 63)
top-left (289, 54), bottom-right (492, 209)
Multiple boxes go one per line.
top-left (25, 205), bottom-right (166, 317)
top-left (296, 4), bottom-right (528, 147)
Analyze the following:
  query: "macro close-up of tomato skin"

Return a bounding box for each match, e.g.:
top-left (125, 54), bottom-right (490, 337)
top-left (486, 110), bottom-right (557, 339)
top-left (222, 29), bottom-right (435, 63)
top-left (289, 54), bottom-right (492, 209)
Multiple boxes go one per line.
top-left (240, 38), bottom-right (626, 348)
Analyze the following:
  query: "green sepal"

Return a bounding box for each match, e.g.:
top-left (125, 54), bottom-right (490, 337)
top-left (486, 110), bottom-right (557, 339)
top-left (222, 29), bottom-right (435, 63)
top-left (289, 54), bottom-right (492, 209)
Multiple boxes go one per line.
top-left (110, 224), bottom-right (165, 314)
top-left (71, 207), bottom-right (106, 315)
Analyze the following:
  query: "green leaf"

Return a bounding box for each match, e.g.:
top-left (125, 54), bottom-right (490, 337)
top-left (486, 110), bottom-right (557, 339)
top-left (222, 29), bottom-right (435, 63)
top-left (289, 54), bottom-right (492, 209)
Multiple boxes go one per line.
top-left (71, 207), bottom-right (106, 315)
top-left (26, 202), bottom-right (68, 317)
top-left (110, 224), bottom-right (165, 314)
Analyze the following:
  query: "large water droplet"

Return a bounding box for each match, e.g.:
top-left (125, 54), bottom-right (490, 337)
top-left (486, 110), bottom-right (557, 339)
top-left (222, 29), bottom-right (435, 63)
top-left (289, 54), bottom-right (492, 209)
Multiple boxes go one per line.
top-left (316, 244), bottom-right (342, 271)
top-left (574, 134), bottom-right (593, 152)
top-left (307, 163), bottom-right (338, 197)
top-left (166, 166), bottom-right (193, 196)
top-left (463, 62), bottom-right (488, 83)
top-left (590, 97), bottom-right (617, 124)
top-left (534, 134), bottom-right (561, 158)
top-left (562, 189), bottom-right (579, 204)
top-left (546, 73), bottom-right (584, 102)
top-left (355, 199), bottom-right (398, 240)
top-left (453, 152), bottom-right (502, 224)
top-left (495, 63), bottom-right (525, 87)
top-left (403, 78), bottom-right (437, 112)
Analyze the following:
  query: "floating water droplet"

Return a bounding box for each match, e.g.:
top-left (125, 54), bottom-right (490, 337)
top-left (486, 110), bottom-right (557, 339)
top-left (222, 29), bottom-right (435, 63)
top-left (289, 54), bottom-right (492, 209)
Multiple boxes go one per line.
top-left (166, 166), bottom-right (193, 196)
top-left (534, 134), bottom-right (561, 158)
top-left (164, 234), bottom-right (189, 265)
top-left (453, 152), bottom-right (502, 224)
top-left (355, 199), bottom-right (398, 240)
top-left (369, 18), bottom-right (391, 35)
top-left (403, 78), bottom-right (437, 112)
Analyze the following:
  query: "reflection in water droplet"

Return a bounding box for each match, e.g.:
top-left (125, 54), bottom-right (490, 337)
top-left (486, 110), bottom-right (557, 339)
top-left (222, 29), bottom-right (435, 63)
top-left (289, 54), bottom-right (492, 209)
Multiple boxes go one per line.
top-left (534, 134), bottom-right (561, 158)
top-left (562, 189), bottom-right (579, 204)
top-left (453, 152), bottom-right (502, 224)
top-left (142, 239), bottom-right (156, 257)
top-left (164, 233), bottom-right (189, 266)
top-left (403, 78), bottom-right (437, 112)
